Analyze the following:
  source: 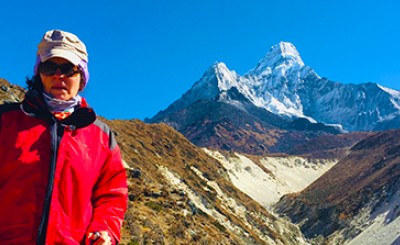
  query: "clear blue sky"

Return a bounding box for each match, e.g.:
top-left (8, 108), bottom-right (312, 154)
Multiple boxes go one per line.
top-left (1, 0), bottom-right (399, 120)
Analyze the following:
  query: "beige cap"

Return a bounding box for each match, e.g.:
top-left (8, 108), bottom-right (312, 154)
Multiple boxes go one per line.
top-left (37, 30), bottom-right (88, 65)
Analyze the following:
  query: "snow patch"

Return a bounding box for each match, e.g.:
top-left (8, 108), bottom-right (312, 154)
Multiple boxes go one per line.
top-left (378, 84), bottom-right (400, 97)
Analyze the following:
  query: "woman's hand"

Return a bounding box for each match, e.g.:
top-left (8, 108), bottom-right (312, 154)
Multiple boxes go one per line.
top-left (86, 231), bottom-right (112, 245)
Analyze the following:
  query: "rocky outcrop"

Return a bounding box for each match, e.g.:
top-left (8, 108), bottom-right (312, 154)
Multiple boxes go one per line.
top-left (0, 78), bottom-right (25, 103)
top-left (275, 129), bottom-right (400, 243)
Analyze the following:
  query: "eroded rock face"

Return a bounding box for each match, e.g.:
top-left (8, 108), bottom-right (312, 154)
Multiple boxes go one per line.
top-left (0, 78), bottom-right (25, 104)
top-left (275, 129), bottom-right (400, 243)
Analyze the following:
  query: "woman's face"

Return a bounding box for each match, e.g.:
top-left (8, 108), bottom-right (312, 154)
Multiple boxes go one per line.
top-left (40, 57), bottom-right (83, 101)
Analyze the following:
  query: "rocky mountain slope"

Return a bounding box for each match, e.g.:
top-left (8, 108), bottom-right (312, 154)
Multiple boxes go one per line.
top-left (275, 129), bottom-right (400, 244)
top-left (0, 78), bottom-right (25, 103)
top-left (149, 96), bottom-right (346, 155)
top-left (107, 119), bottom-right (307, 244)
top-left (287, 132), bottom-right (373, 159)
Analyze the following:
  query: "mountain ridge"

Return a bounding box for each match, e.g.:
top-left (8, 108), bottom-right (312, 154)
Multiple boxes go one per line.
top-left (148, 41), bottom-right (400, 133)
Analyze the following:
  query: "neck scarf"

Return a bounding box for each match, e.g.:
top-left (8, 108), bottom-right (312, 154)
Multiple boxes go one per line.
top-left (42, 92), bottom-right (82, 114)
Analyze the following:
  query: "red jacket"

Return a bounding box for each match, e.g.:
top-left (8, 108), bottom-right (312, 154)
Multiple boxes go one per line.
top-left (0, 91), bottom-right (128, 244)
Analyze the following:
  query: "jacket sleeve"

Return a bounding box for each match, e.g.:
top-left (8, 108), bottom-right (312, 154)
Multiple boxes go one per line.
top-left (87, 141), bottom-right (128, 244)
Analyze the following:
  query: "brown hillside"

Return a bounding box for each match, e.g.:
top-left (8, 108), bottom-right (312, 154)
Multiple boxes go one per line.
top-left (106, 119), bottom-right (305, 244)
top-left (275, 129), bottom-right (400, 241)
top-left (287, 132), bottom-right (373, 159)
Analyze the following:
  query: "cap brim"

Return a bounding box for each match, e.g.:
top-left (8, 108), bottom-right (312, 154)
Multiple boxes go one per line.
top-left (40, 48), bottom-right (81, 65)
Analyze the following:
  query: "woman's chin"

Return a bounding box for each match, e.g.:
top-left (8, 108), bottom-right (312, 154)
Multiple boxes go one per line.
top-left (51, 93), bottom-right (72, 101)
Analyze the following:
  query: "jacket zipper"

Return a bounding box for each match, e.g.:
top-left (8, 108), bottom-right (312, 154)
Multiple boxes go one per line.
top-left (36, 121), bottom-right (64, 244)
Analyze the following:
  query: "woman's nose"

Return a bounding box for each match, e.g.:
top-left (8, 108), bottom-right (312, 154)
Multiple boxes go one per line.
top-left (53, 68), bottom-right (66, 78)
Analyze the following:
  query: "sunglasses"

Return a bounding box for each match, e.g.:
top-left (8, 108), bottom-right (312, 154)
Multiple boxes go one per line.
top-left (39, 61), bottom-right (80, 77)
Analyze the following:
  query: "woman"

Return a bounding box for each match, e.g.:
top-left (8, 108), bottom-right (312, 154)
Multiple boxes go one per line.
top-left (0, 30), bottom-right (128, 244)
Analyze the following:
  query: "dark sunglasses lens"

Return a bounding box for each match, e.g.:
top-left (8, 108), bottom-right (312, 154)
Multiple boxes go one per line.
top-left (39, 62), bottom-right (79, 77)
top-left (60, 63), bottom-right (79, 77)
top-left (39, 62), bottom-right (58, 76)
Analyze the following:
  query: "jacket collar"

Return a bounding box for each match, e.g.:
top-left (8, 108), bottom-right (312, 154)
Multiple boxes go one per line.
top-left (22, 90), bottom-right (96, 129)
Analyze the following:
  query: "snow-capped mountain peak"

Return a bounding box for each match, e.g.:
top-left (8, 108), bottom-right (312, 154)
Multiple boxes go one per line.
top-left (248, 41), bottom-right (305, 76)
top-left (191, 62), bottom-right (239, 95)
top-left (213, 62), bottom-right (240, 91)
top-left (270, 41), bottom-right (303, 63)
top-left (150, 41), bottom-right (400, 132)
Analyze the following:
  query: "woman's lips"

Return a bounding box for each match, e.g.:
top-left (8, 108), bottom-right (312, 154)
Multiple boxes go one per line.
top-left (52, 86), bottom-right (67, 90)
